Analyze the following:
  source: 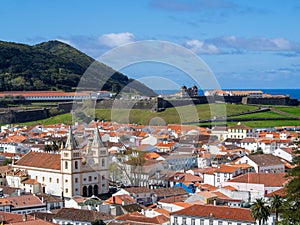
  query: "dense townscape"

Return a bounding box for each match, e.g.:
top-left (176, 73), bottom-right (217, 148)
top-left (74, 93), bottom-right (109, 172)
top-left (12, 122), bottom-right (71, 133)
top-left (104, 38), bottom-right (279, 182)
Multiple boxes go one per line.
top-left (0, 120), bottom-right (299, 224)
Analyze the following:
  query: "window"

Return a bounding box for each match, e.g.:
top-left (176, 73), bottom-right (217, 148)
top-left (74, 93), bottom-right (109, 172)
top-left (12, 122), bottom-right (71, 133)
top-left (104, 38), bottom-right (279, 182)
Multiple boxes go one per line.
top-left (182, 218), bottom-right (186, 224)
top-left (174, 217), bottom-right (178, 224)
top-left (49, 178), bottom-right (52, 183)
top-left (65, 179), bottom-right (68, 183)
top-left (75, 178), bottom-right (78, 183)
top-left (94, 177), bottom-right (97, 180)
top-left (209, 219), bottom-right (213, 225)
top-left (57, 178), bottom-right (59, 183)
top-left (75, 161), bottom-right (78, 169)
top-left (42, 177), bottom-right (45, 182)
top-left (237, 223), bottom-right (241, 225)
top-left (200, 219), bottom-right (204, 225)
top-left (64, 153), bottom-right (69, 157)
top-left (65, 161), bottom-right (68, 170)
top-left (102, 158), bottom-right (105, 167)
top-left (65, 188), bottom-right (68, 193)
top-left (218, 221), bottom-right (223, 225)
top-left (89, 176), bottom-right (92, 181)
top-left (191, 219), bottom-right (195, 225)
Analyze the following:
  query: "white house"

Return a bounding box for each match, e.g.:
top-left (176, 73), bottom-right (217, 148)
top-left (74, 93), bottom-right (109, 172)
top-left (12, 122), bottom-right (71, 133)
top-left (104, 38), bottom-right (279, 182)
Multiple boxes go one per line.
top-left (0, 135), bottom-right (29, 154)
top-left (222, 172), bottom-right (287, 201)
top-left (235, 154), bottom-right (285, 173)
top-left (240, 137), bottom-right (259, 153)
top-left (273, 147), bottom-right (295, 163)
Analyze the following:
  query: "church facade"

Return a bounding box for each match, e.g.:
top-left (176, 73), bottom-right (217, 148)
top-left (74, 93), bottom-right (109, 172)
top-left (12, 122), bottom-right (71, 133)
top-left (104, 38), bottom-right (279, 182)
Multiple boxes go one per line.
top-left (6, 128), bottom-right (109, 198)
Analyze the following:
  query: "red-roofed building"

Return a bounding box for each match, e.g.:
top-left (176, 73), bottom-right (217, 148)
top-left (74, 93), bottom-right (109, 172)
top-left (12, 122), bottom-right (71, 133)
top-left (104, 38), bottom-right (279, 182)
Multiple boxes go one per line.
top-left (222, 173), bottom-right (287, 201)
top-left (8, 128), bottom-right (109, 198)
top-left (171, 204), bottom-right (256, 225)
top-left (0, 135), bottom-right (29, 154)
top-left (155, 142), bottom-right (178, 152)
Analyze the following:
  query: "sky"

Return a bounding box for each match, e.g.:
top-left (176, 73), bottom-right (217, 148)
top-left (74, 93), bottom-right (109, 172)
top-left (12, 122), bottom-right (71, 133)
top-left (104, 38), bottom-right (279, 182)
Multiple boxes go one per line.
top-left (1, 0), bottom-right (300, 90)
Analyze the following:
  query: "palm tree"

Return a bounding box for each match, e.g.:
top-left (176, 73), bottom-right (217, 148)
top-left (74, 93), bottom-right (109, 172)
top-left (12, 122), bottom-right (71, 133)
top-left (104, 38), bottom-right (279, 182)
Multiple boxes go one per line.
top-left (269, 194), bottom-right (283, 225)
top-left (250, 198), bottom-right (271, 225)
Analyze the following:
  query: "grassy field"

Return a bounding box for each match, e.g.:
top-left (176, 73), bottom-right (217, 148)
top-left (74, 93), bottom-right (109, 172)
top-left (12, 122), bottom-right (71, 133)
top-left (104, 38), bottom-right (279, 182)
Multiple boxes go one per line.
top-left (274, 106), bottom-right (300, 117)
top-left (230, 111), bottom-right (292, 119)
top-left (200, 120), bottom-right (300, 128)
top-left (16, 103), bottom-right (300, 128)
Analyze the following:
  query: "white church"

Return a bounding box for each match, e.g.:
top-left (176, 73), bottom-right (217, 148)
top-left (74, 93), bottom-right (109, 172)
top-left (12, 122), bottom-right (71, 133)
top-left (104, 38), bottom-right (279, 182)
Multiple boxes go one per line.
top-left (5, 127), bottom-right (109, 198)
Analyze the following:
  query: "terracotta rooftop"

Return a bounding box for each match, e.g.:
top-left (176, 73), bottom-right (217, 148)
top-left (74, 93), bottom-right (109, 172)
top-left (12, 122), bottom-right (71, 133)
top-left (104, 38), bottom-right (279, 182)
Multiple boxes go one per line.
top-left (227, 173), bottom-right (287, 187)
top-left (0, 212), bottom-right (54, 224)
top-left (228, 124), bottom-right (252, 130)
top-left (105, 194), bottom-right (135, 205)
top-left (4, 194), bottom-right (43, 208)
top-left (171, 204), bottom-right (255, 222)
top-left (15, 151), bottom-right (61, 170)
top-left (265, 187), bottom-right (287, 197)
top-left (116, 212), bottom-right (169, 224)
top-left (22, 178), bottom-right (40, 185)
top-left (247, 154), bottom-right (284, 166)
top-left (123, 187), bottom-right (152, 194)
top-left (54, 208), bottom-right (113, 222)
top-left (153, 187), bottom-right (187, 197)
top-left (215, 165), bottom-right (239, 173)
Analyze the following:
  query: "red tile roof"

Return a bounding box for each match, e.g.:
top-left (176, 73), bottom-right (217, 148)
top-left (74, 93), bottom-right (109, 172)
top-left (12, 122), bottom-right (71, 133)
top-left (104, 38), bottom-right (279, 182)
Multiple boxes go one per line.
top-left (0, 212), bottom-right (54, 224)
top-left (15, 151), bottom-right (61, 170)
top-left (172, 204), bottom-right (255, 222)
top-left (227, 173), bottom-right (287, 187)
top-left (116, 212), bottom-right (169, 224)
top-left (265, 187), bottom-right (287, 197)
top-left (3, 195), bottom-right (43, 208)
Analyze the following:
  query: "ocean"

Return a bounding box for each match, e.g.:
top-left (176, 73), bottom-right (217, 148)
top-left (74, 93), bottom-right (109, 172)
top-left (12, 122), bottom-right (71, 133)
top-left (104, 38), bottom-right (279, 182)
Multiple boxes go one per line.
top-left (155, 89), bottom-right (300, 100)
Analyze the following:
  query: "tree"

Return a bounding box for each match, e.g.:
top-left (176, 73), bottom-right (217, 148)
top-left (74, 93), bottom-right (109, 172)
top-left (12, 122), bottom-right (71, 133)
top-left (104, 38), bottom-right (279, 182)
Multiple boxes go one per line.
top-left (269, 194), bottom-right (283, 225)
top-left (128, 151), bottom-right (146, 186)
top-left (250, 198), bottom-right (270, 225)
top-left (280, 148), bottom-right (300, 225)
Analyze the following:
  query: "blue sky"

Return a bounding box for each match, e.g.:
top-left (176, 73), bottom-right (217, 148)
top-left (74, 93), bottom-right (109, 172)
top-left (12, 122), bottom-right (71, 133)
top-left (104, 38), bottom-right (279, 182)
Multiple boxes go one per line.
top-left (1, 0), bottom-right (300, 90)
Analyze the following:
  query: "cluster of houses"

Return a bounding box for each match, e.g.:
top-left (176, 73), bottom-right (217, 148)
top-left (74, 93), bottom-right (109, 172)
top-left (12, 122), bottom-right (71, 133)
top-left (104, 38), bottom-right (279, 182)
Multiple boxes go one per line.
top-left (0, 121), bottom-right (298, 224)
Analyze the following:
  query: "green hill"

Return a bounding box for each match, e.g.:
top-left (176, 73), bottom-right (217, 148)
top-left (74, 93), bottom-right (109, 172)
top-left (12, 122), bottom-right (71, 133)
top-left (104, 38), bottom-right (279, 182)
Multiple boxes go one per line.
top-left (0, 40), bottom-right (157, 96)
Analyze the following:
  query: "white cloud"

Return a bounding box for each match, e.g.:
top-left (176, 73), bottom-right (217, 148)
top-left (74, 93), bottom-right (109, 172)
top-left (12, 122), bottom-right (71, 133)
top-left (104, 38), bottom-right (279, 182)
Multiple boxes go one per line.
top-left (98, 32), bottom-right (135, 48)
top-left (184, 39), bottom-right (220, 54)
top-left (210, 36), bottom-right (299, 51)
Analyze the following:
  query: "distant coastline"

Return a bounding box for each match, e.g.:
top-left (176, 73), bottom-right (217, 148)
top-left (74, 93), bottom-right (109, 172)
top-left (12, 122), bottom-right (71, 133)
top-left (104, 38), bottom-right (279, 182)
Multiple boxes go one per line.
top-left (155, 89), bottom-right (300, 101)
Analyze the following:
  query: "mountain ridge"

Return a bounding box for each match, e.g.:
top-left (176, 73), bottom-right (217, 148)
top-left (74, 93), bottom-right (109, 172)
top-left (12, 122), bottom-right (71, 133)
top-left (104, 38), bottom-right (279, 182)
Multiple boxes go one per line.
top-left (0, 40), bottom-right (157, 96)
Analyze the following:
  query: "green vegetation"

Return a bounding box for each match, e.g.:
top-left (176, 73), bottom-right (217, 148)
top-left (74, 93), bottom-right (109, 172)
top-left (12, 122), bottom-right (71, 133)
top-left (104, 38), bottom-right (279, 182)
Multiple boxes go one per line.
top-left (281, 148), bottom-right (300, 224)
top-left (0, 40), bottom-right (156, 96)
top-left (250, 198), bottom-right (270, 225)
top-left (274, 106), bottom-right (300, 117)
top-left (231, 111), bottom-right (292, 119)
top-left (17, 103), bottom-right (300, 128)
top-left (19, 113), bottom-right (73, 126)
